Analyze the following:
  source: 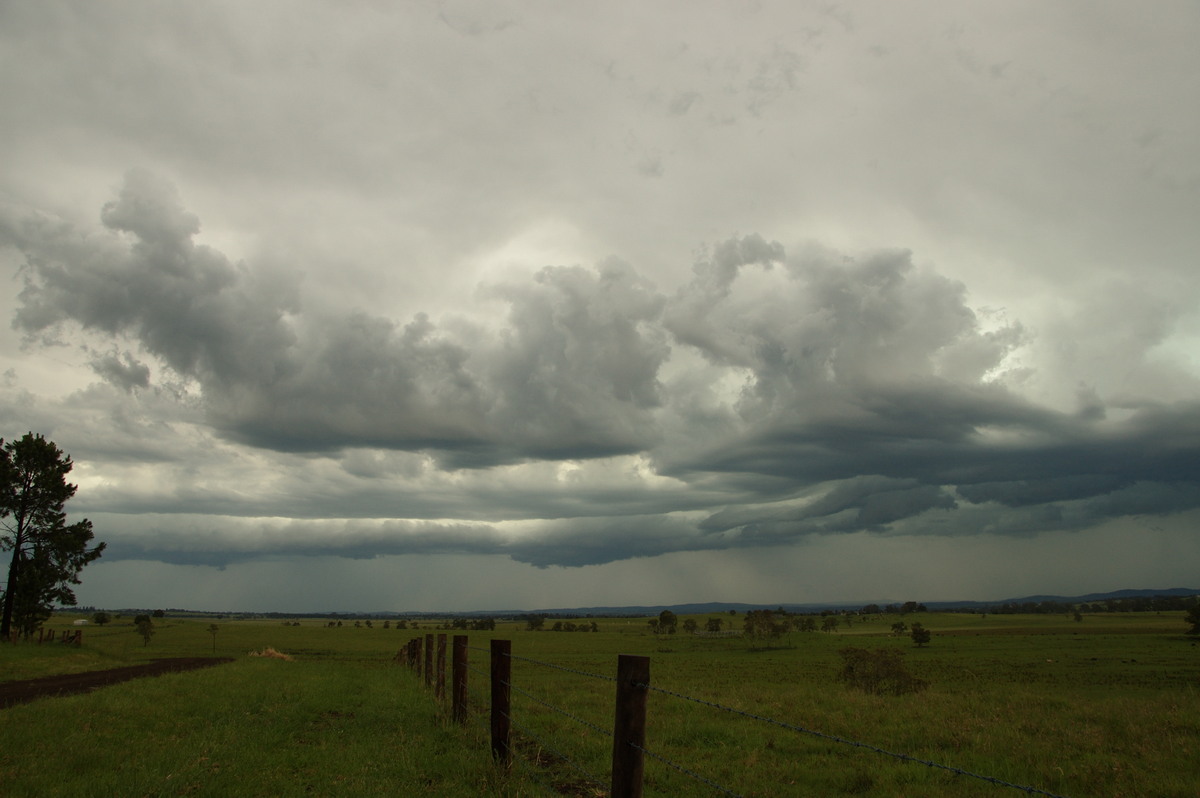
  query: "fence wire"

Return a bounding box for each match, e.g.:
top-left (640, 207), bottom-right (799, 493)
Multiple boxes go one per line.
top-left (639, 682), bottom-right (1071, 798)
top-left (505, 651), bottom-right (616, 683)
top-left (504, 709), bottom-right (607, 791)
top-left (628, 741), bottom-right (744, 798)
top-left (503, 678), bottom-right (612, 739)
top-left (499, 657), bottom-right (745, 798)
top-left (406, 640), bottom-right (1071, 798)
top-left (457, 657), bottom-right (611, 795)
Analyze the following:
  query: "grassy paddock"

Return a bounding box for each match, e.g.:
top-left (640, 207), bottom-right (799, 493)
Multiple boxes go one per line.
top-left (2, 610), bottom-right (1197, 797)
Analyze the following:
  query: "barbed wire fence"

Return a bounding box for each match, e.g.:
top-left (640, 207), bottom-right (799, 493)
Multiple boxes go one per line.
top-left (400, 634), bottom-right (1071, 798)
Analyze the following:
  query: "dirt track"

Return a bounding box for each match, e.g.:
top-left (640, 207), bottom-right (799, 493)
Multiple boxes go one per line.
top-left (0, 658), bottom-right (235, 709)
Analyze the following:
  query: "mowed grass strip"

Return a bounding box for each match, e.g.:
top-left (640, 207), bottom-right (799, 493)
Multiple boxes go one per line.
top-left (0, 656), bottom-right (532, 797)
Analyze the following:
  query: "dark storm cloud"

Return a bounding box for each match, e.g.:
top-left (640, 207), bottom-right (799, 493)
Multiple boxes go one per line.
top-left (88, 350), bottom-right (151, 392)
top-left (5, 171), bottom-right (1200, 569)
top-left (504, 514), bottom-right (718, 568)
top-left (11, 170), bottom-right (299, 387)
top-left (699, 477), bottom-right (958, 534)
top-left (97, 517), bottom-right (505, 568)
top-left (6, 171), bottom-right (668, 466)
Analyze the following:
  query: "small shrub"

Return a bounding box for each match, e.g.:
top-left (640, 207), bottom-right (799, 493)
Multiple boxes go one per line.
top-left (837, 647), bottom-right (927, 696)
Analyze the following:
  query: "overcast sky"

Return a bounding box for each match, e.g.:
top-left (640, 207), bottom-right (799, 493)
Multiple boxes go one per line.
top-left (2, 2), bottom-right (1199, 613)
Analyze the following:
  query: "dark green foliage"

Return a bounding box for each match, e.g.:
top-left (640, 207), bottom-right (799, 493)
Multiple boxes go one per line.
top-left (743, 609), bottom-right (789, 640)
top-left (449, 616), bottom-right (496, 631)
top-left (837, 647), bottom-right (928, 696)
top-left (1185, 605), bottom-right (1200, 635)
top-left (92, 611), bottom-right (111, 626)
top-left (136, 618), bottom-right (155, 647)
top-left (910, 622), bottom-right (932, 647)
top-left (0, 433), bottom-right (105, 640)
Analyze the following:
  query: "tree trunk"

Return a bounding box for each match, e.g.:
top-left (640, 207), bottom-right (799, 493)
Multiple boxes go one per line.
top-left (0, 537), bottom-right (23, 640)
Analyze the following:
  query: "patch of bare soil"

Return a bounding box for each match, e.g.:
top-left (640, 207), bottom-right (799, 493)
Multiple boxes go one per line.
top-left (0, 657), bottom-right (235, 709)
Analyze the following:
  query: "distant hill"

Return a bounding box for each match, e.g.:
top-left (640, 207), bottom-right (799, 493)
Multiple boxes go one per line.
top-left (88, 587), bottom-right (1199, 619)
top-left (483, 587), bottom-right (1200, 617)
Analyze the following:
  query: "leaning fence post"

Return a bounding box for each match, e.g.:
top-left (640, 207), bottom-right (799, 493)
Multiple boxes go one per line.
top-left (611, 654), bottom-right (650, 798)
top-left (452, 635), bottom-right (468, 724)
top-left (490, 639), bottom-right (512, 766)
top-left (436, 633), bottom-right (447, 700)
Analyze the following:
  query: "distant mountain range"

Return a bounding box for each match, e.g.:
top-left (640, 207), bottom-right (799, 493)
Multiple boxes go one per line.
top-left (103, 587), bottom-right (1199, 619)
top-left (477, 587), bottom-right (1200, 617)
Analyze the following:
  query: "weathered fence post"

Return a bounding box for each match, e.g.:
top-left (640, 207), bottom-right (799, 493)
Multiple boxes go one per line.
top-left (436, 633), bottom-right (447, 700)
top-left (490, 638), bottom-right (512, 766)
top-left (424, 634), bottom-right (434, 687)
top-left (611, 654), bottom-right (650, 798)
top-left (452, 635), bottom-right (468, 724)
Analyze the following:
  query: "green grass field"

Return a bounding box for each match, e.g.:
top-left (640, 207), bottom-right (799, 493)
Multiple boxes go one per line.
top-left (1, 610), bottom-right (1197, 797)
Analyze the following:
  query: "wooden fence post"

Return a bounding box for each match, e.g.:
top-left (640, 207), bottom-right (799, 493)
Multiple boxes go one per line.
top-left (611, 654), bottom-right (650, 798)
top-left (413, 637), bottom-right (423, 676)
top-left (452, 635), bottom-right (468, 724)
top-left (436, 633), bottom-right (447, 700)
top-left (490, 639), bottom-right (512, 766)
top-left (424, 633), bottom-right (434, 687)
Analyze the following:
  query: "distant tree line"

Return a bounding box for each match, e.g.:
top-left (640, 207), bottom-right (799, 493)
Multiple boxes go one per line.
top-left (523, 614), bottom-right (598, 632)
top-left (983, 595), bottom-right (1199, 615)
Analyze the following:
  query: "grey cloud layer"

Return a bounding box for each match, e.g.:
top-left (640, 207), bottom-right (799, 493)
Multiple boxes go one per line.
top-left (5, 172), bottom-right (1199, 567)
top-left (9, 171), bottom-right (667, 465)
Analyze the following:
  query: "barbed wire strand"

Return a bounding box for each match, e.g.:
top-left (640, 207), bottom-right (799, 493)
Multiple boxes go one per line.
top-left (425, 644), bottom-right (1067, 797)
top-left (504, 710), bottom-right (607, 792)
top-left (505, 651), bottom-right (616, 683)
top-left (639, 683), bottom-right (1069, 798)
top-left (457, 691), bottom-right (560, 797)
top-left (501, 734), bottom-right (562, 798)
top-left (627, 741), bottom-right (743, 798)
top-left (501, 678), bottom-right (613, 739)
top-left (502, 675), bottom-right (741, 798)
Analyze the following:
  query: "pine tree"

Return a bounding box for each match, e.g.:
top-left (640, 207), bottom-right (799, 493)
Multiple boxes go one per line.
top-left (1, 433), bottom-right (106, 640)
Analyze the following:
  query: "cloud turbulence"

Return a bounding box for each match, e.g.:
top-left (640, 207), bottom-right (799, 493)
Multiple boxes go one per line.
top-left (2, 2), bottom-right (1198, 611)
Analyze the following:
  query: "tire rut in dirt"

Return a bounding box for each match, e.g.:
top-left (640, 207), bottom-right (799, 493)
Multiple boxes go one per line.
top-left (0, 657), bottom-right (235, 709)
